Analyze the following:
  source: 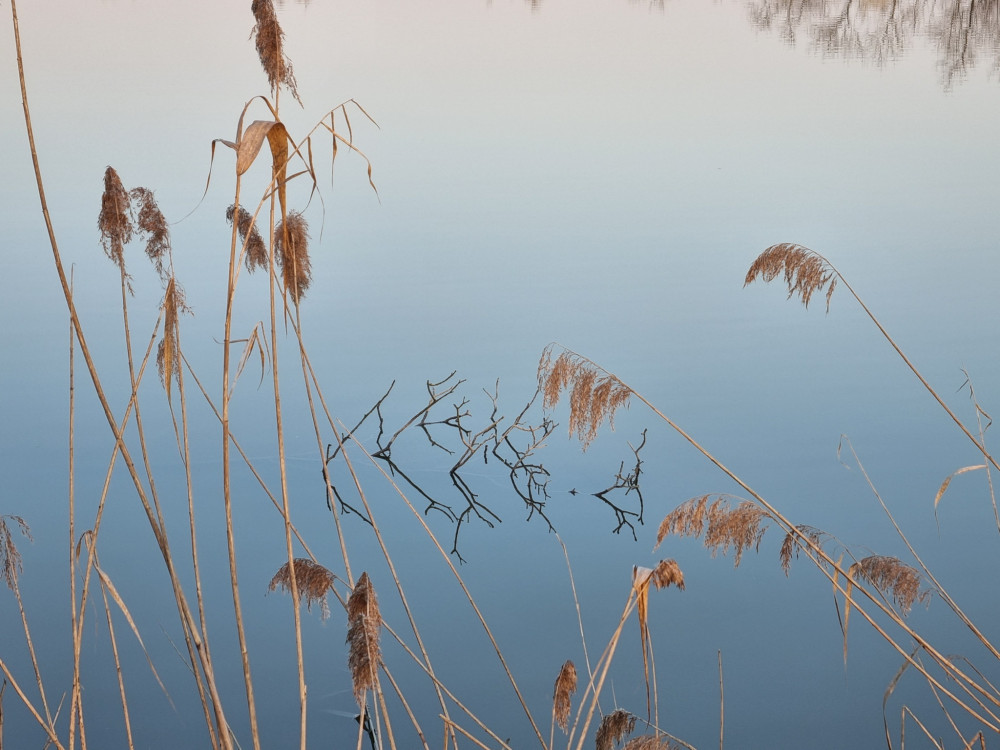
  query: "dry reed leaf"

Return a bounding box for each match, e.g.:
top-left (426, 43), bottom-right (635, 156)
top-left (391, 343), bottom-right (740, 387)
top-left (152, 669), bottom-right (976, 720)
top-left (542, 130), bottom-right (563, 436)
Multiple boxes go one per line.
top-left (850, 555), bottom-right (928, 615)
top-left (537, 345), bottom-right (631, 449)
top-left (274, 211), bottom-right (311, 302)
top-left (226, 204), bottom-right (268, 272)
top-left (552, 660), bottom-right (577, 733)
top-left (97, 166), bottom-right (133, 276)
top-left (744, 243), bottom-right (838, 311)
top-left (778, 524), bottom-right (826, 575)
top-left (596, 709), bottom-right (636, 750)
top-left (250, 0), bottom-right (302, 105)
top-left (129, 187), bottom-right (171, 278)
top-left (268, 558), bottom-right (336, 619)
top-left (346, 572), bottom-right (382, 705)
top-left (0, 516), bottom-right (31, 591)
top-left (933, 465), bottom-right (986, 510)
top-left (656, 495), bottom-right (769, 567)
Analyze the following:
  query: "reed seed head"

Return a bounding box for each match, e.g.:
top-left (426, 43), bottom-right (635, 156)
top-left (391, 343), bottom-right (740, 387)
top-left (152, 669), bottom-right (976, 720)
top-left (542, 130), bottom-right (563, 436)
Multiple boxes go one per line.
top-left (130, 187), bottom-right (171, 279)
top-left (0, 515), bottom-right (31, 591)
top-left (650, 559), bottom-right (685, 590)
top-left (346, 572), bottom-right (382, 705)
top-left (268, 558), bottom-right (336, 619)
top-left (552, 660), bottom-right (577, 733)
top-left (98, 166), bottom-right (133, 276)
top-left (596, 709), bottom-right (636, 750)
top-left (656, 495), bottom-right (770, 567)
top-left (226, 204), bottom-right (268, 272)
top-left (623, 736), bottom-right (680, 750)
top-left (251, 0), bottom-right (302, 105)
top-left (537, 345), bottom-right (632, 449)
top-left (745, 243), bottom-right (838, 311)
top-left (779, 525), bottom-right (826, 576)
top-left (274, 211), bottom-right (312, 303)
top-left (850, 555), bottom-right (928, 615)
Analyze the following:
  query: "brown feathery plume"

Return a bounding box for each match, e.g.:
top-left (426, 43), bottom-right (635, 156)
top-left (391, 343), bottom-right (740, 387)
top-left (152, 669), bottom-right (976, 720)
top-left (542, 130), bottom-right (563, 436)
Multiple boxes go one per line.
top-left (778, 524), bottom-right (827, 575)
top-left (130, 187), bottom-right (171, 279)
top-left (744, 243), bottom-right (838, 311)
top-left (650, 559), bottom-right (685, 591)
top-left (623, 736), bottom-right (680, 750)
top-left (0, 515), bottom-right (32, 591)
top-left (250, 0), bottom-right (302, 105)
top-left (226, 204), bottom-right (268, 272)
top-left (552, 660), bottom-right (577, 733)
top-left (537, 345), bottom-right (632, 449)
top-left (156, 277), bottom-right (189, 399)
top-left (850, 555), bottom-right (928, 615)
top-left (268, 558), bottom-right (336, 620)
top-left (596, 709), bottom-right (636, 750)
top-left (656, 495), bottom-right (770, 567)
top-left (97, 166), bottom-right (133, 276)
top-left (274, 211), bottom-right (311, 303)
top-left (346, 572), bottom-right (382, 705)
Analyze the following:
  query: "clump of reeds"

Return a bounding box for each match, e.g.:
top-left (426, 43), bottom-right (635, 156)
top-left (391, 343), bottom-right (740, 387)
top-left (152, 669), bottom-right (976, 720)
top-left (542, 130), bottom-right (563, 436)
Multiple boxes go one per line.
top-left (250, 0), bottom-right (302, 105)
top-left (346, 572), bottom-right (382, 705)
top-left (596, 708), bottom-right (636, 750)
top-left (274, 211), bottom-right (312, 303)
top-left (744, 243), bottom-right (838, 311)
top-left (850, 555), bottom-right (928, 615)
top-left (226, 204), bottom-right (268, 272)
top-left (0, 515), bottom-right (31, 590)
top-left (97, 166), bottom-right (134, 276)
top-left (538, 344), bottom-right (632, 449)
top-left (268, 558), bottom-right (336, 619)
top-left (552, 660), bottom-right (577, 733)
top-left (656, 495), bottom-right (770, 567)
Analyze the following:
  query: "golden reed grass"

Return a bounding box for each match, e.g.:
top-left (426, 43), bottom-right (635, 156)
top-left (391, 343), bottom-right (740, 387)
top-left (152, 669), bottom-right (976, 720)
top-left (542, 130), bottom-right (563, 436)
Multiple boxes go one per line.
top-left (346, 572), bottom-right (382, 706)
top-left (97, 166), bottom-right (133, 276)
top-left (268, 558), bottom-right (336, 619)
top-left (744, 242), bottom-right (838, 311)
top-left (552, 660), bottom-right (577, 733)
top-left (250, 0), bottom-right (301, 105)
top-left (274, 211), bottom-right (311, 303)
top-left (596, 708), bottom-right (636, 750)
top-left (538, 344), bottom-right (631, 449)
top-left (226, 204), bottom-right (268, 272)
top-left (850, 555), bottom-right (927, 615)
top-left (656, 495), bottom-right (770, 567)
top-left (129, 187), bottom-right (171, 279)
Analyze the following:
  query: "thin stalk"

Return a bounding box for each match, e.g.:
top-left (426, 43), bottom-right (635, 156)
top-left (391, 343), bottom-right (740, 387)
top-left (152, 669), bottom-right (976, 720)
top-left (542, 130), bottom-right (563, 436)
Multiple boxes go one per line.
top-left (0, 661), bottom-right (64, 750)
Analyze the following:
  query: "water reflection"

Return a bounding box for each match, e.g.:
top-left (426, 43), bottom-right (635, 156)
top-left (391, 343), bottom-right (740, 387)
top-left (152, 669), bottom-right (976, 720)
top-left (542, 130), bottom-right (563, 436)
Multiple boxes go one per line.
top-left (748, 0), bottom-right (1000, 85)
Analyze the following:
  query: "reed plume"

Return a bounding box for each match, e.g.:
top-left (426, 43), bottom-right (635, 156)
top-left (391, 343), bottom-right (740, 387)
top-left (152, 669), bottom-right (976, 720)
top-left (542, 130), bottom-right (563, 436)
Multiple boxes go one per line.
top-left (744, 243), bottom-right (838, 311)
top-left (250, 0), bottom-right (302, 105)
top-left (156, 277), bottom-right (189, 397)
top-left (537, 344), bottom-right (632, 449)
top-left (268, 558), bottom-right (336, 620)
top-left (650, 559), bottom-right (685, 590)
top-left (129, 187), bottom-right (171, 279)
top-left (274, 211), bottom-right (311, 303)
top-left (623, 736), bottom-right (680, 750)
top-left (778, 525), bottom-right (827, 575)
top-left (656, 495), bottom-right (770, 567)
top-left (850, 555), bottom-right (928, 615)
top-left (97, 166), bottom-right (133, 276)
top-left (226, 204), bottom-right (268, 272)
top-left (0, 515), bottom-right (31, 590)
top-left (596, 708), bottom-right (636, 750)
top-left (346, 572), bottom-right (382, 705)
top-left (552, 660), bottom-right (577, 733)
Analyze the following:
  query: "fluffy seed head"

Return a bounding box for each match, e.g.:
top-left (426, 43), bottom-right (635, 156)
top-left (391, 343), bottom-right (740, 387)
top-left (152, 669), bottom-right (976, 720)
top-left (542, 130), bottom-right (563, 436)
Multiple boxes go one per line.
top-left (98, 166), bottom-right (133, 275)
top-left (596, 709), bottom-right (636, 750)
top-left (552, 660), bottom-right (577, 733)
top-left (274, 211), bottom-right (312, 303)
top-left (346, 572), bottom-right (382, 705)
top-left (745, 243), bottom-right (838, 311)
top-left (268, 558), bottom-right (336, 620)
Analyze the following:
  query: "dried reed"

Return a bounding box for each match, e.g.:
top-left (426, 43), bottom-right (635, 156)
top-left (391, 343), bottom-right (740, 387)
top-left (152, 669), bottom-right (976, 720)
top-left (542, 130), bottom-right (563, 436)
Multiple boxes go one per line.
top-left (596, 708), bottom-right (636, 750)
top-left (744, 243), bottom-right (837, 311)
top-left (623, 736), bottom-right (679, 750)
top-left (850, 555), bottom-right (928, 615)
top-left (129, 187), bottom-right (170, 279)
top-left (250, 0), bottom-right (301, 105)
top-left (552, 660), bottom-right (577, 733)
top-left (156, 277), bottom-right (188, 397)
top-left (656, 495), bottom-right (770, 567)
top-left (97, 166), bottom-right (133, 276)
top-left (346, 572), bottom-right (382, 705)
top-left (0, 516), bottom-right (30, 591)
top-left (268, 558), bottom-right (336, 619)
top-left (778, 525), bottom-right (827, 575)
top-left (274, 211), bottom-right (311, 302)
top-left (537, 344), bottom-right (631, 449)
top-left (226, 204), bottom-right (268, 272)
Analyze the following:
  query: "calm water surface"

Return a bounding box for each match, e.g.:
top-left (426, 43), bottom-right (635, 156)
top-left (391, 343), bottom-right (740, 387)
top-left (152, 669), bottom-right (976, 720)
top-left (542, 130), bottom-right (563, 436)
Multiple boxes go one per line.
top-left (2, 0), bottom-right (1000, 747)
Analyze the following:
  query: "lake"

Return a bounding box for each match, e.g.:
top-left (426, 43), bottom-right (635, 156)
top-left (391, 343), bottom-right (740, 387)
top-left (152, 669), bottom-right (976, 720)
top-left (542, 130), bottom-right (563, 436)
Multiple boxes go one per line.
top-left (3, 0), bottom-right (1000, 747)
